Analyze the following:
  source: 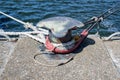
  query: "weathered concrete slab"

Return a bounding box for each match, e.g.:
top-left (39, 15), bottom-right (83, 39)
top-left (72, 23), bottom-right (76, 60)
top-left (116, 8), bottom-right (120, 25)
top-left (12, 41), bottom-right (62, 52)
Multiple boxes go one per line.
top-left (104, 39), bottom-right (120, 73)
top-left (0, 41), bottom-right (16, 76)
top-left (0, 36), bottom-right (120, 80)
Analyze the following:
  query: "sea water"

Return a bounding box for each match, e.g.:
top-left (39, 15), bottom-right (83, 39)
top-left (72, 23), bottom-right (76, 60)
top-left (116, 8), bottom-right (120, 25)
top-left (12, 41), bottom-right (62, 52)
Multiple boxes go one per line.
top-left (0, 0), bottom-right (120, 36)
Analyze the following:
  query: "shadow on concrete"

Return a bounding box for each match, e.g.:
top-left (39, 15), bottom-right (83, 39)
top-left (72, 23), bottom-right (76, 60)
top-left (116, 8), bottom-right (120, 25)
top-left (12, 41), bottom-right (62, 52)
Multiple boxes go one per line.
top-left (73, 37), bottom-right (95, 54)
top-left (34, 37), bottom-right (95, 66)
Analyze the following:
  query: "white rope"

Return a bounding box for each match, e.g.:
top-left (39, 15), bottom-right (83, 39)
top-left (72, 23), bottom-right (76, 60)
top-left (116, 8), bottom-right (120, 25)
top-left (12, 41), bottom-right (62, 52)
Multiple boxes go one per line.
top-left (0, 31), bottom-right (48, 43)
top-left (25, 33), bottom-right (46, 44)
top-left (105, 32), bottom-right (120, 40)
top-left (0, 11), bottom-right (37, 31)
top-left (0, 29), bottom-right (11, 41)
top-left (0, 31), bottom-right (48, 35)
top-left (0, 10), bottom-right (49, 43)
top-left (0, 11), bottom-right (49, 43)
top-left (0, 11), bottom-right (49, 33)
top-left (0, 34), bottom-right (11, 41)
top-left (0, 11), bottom-right (25, 25)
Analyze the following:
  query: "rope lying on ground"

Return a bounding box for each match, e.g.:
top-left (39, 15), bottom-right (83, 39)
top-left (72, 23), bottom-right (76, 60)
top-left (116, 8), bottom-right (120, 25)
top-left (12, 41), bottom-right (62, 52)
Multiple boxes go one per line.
top-left (32, 52), bottom-right (74, 67)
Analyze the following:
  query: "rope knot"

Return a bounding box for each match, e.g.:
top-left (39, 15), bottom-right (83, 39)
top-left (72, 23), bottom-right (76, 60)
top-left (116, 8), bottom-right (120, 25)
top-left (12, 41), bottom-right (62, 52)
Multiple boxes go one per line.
top-left (24, 22), bottom-right (38, 31)
top-left (24, 22), bottom-right (33, 29)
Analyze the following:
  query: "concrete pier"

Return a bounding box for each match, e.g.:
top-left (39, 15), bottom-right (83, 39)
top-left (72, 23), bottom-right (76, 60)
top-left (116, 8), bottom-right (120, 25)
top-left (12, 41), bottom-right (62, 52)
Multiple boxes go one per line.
top-left (0, 41), bottom-right (16, 77)
top-left (0, 35), bottom-right (120, 80)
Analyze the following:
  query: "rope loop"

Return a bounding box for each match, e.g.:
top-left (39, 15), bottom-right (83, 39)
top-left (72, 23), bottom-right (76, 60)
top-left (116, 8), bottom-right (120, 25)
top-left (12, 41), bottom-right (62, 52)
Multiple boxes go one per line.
top-left (91, 16), bottom-right (98, 21)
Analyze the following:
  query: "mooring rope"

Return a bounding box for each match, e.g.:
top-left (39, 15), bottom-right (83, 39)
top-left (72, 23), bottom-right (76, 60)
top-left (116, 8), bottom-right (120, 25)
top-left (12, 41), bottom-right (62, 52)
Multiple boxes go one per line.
top-left (0, 31), bottom-right (48, 43)
top-left (0, 11), bottom-right (37, 31)
top-left (0, 11), bottom-right (49, 43)
top-left (0, 11), bottom-right (49, 33)
top-left (105, 32), bottom-right (120, 40)
top-left (0, 31), bottom-right (48, 35)
top-left (32, 52), bottom-right (74, 67)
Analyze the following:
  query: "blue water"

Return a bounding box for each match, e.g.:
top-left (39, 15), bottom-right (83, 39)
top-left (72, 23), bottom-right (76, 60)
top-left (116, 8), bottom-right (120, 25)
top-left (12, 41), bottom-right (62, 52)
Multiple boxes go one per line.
top-left (0, 0), bottom-right (120, 36)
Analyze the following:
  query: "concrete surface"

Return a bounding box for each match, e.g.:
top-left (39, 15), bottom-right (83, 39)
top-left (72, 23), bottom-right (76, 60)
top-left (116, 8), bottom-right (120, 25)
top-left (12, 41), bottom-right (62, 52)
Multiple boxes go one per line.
top-left (0, 41), bottom-right (16, 77)
top-left (0, 36), bottom-right (120, 80)
top-left (104, 39), bottom-right (120, 73)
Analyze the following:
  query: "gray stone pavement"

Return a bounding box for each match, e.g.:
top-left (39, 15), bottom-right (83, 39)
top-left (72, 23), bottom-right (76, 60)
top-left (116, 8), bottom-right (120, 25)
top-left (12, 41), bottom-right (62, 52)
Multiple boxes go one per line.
top-left (0, 36), bottom-right (120, 80)
top-left (103, 39), bottom-right (120, 73)
top-left (0, 41), bottom-right (16, 77)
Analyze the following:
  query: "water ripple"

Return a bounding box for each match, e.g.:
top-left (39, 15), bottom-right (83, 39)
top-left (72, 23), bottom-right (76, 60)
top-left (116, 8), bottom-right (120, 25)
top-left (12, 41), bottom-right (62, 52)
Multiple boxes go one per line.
top-left (0, 0), bottom-right (120, 36)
